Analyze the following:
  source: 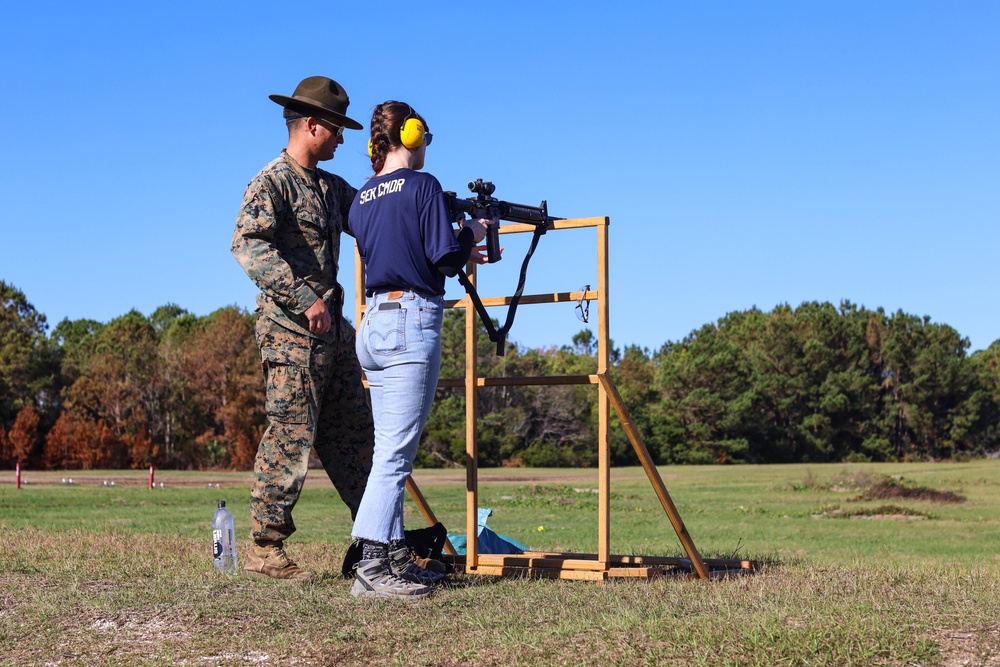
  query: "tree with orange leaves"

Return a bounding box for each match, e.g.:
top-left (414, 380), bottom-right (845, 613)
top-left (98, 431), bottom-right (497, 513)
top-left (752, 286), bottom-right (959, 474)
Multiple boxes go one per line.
top-left (43, 408), bottom-right (125, 470)
top-left (7, 405), bottom-right (40, 465)
top-left (178, 306), bottom-right (264, 469)
top-left (62, 310), bottom-right (160, 467)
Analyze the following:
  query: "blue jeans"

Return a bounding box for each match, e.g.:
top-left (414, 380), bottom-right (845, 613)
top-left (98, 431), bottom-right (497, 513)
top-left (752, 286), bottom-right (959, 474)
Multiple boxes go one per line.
top-left (351, 290), bottom-right (444, 543)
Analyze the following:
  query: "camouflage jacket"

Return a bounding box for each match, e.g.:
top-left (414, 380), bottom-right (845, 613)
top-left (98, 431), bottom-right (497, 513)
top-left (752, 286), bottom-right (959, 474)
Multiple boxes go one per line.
top-left (232, 150), bottom-right (357, 341)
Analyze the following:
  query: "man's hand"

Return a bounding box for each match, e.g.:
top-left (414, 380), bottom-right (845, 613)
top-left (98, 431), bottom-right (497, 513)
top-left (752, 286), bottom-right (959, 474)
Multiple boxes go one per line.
top-left (304, 298), bottom-right (331, 334)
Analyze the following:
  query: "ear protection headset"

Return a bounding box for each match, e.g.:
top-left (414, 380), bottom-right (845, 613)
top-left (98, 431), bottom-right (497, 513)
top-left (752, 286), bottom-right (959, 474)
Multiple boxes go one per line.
top-left (399, 107), bottom-right (427, 149)
top-left (368, 104), bottom-right (426, 156)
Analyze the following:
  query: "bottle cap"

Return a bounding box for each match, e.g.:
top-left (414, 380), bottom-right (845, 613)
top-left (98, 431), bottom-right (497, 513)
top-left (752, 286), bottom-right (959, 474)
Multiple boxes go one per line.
top-left (218, 500), bottom-right (226, 509)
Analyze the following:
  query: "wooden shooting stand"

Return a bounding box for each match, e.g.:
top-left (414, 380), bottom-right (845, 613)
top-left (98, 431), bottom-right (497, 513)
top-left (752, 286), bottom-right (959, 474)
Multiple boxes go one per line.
top-left (355, 216), bottom-right (755, 581)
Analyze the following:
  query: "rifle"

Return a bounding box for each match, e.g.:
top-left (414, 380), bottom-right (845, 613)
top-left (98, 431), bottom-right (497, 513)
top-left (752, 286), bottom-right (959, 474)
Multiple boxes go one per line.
top-left (443, 179), bottom-right (560, 356)
top-left (444, 178), bottom-right (554, 264)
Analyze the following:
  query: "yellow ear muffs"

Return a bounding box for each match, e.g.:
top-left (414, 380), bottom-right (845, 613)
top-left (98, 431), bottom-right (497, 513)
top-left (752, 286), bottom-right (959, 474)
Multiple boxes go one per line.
top-left (367, 138), bottom-right (373, 157)
top-left (399, 117), bottom-right (426, 149)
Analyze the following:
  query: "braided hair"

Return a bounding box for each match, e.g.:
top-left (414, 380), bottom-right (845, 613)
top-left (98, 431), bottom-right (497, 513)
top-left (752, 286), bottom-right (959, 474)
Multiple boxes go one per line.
top-left (369, 101), bottom-right (427, 174)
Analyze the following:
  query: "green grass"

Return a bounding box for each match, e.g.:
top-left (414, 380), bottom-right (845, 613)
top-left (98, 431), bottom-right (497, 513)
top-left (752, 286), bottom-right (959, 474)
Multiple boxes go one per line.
top-left (2, 462), bottom-right (999, 666)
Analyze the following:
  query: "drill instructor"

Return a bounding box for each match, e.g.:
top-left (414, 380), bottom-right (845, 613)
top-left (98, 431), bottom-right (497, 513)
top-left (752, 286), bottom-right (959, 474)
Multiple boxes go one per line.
top-left (232, 76), bottom-right (374, 582)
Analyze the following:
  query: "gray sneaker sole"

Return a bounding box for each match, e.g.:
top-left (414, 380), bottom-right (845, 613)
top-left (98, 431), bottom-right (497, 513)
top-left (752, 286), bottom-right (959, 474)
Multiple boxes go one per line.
top-left (350, 578), bottom-right (432, 599)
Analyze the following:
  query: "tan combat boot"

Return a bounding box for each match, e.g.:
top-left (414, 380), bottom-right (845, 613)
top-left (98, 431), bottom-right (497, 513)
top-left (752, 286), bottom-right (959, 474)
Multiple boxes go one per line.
top-left (244, 542), bottom-right (317, 583)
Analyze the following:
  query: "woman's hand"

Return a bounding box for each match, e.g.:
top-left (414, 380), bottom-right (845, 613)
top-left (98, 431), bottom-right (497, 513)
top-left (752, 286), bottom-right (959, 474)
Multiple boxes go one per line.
top-left (469, 244), bottom-right (499, 264)
top-left (460, 216), bottom-right (495, 244)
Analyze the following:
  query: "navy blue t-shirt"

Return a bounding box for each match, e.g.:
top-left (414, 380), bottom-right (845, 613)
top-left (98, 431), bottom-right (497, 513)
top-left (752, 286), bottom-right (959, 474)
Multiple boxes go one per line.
top-left (349, 169), bottom-right (460, 297)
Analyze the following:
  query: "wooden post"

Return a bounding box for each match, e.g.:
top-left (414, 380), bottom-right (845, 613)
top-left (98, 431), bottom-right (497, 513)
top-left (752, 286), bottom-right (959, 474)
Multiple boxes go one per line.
top-left (597, 374), bottom-right (711, 580)
top-left (465, 261), bottom-right (480, 571)
top-left (597, 220), bottom-right (611, 564)
top-left (405, 475), bottom-right (458, 556)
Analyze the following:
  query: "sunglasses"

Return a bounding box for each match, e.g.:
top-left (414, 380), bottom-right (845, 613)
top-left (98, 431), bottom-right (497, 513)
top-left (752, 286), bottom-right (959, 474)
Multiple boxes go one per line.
top-left (315, 118), bottom-right (345, 138)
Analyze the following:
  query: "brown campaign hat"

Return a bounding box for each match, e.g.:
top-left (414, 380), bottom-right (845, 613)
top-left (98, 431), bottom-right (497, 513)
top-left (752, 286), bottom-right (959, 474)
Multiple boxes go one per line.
top-left (269, 76), bottom-right (363, 130)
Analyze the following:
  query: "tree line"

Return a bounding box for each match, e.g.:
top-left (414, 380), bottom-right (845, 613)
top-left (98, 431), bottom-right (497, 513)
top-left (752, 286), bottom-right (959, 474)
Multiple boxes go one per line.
top-left (2, 281), bottom-right (998, 470)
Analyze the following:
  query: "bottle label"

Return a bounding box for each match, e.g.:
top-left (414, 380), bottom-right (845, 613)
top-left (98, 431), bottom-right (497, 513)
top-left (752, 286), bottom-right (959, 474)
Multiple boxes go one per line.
top-left (213, 529), bottom-right (223, 559)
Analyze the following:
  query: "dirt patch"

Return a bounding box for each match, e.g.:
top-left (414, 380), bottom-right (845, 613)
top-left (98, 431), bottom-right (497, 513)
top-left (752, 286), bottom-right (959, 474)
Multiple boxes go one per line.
top-left (933, 623), bottom-right (1000, 667)
top-left (845, 503), bottom-right (928, 519)
top-left (371, 468), bottom-right (665, 487)
top-left (4, 470), bottom-right (252, 489)
top-left (3, 467), bottom-right (660, 490)
top-left (854, 478), bottom-right (966, 504)
top-left (89, 609), bottom-right (193, 644)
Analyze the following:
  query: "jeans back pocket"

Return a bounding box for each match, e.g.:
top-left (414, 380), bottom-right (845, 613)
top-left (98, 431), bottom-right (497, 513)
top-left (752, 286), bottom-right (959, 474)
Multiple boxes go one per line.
top-left (367, 306), bottom-right (406, 354)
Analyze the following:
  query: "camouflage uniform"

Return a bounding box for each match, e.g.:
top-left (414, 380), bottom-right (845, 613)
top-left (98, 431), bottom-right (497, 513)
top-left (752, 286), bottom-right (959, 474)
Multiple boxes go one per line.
top-left (232, 149), bottom-right (374, 545)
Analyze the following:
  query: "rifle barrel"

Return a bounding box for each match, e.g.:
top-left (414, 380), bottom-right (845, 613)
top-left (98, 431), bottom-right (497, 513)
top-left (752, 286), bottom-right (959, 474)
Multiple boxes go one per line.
top-left (500, 202), bottom-right (549, 224)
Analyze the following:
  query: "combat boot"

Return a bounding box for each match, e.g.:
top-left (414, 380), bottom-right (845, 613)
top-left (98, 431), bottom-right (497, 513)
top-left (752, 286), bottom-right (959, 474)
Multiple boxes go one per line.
top-left (244, 542), bottom-right (317, 583)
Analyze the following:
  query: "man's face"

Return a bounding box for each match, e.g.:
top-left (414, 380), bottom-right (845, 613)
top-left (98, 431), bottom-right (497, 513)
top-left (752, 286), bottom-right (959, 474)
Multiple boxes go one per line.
top-left (314, 118), bottom-right (345, 161)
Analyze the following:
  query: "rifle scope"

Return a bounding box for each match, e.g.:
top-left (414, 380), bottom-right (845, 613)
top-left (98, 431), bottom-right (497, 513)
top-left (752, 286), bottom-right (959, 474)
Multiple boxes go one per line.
top-left (468, 179), bottom-right (496, 196)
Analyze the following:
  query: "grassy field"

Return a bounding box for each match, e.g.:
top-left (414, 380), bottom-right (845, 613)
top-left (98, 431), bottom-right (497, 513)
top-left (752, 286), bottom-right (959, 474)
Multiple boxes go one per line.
top-left (1, 461), bottom-right (999, 666)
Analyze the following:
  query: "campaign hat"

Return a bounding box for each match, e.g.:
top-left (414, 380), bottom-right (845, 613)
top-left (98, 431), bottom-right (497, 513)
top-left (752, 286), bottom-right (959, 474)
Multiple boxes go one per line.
top-left (269, 76), bottom-right (363, 130)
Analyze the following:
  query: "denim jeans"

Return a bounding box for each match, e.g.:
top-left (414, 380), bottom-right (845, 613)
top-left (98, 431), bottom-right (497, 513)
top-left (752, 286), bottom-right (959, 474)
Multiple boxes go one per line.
top-left (351, 290), bottom-right (444, 543)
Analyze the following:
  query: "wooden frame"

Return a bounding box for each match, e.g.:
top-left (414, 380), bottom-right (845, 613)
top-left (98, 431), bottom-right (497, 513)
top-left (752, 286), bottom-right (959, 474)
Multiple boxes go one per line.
top-left (355, 216), bottom-right (754, 580)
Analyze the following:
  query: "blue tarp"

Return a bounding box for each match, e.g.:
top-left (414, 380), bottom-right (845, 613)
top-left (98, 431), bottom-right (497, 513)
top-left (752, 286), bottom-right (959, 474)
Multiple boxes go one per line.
top-left (447, 508), bottom-right (529, 555)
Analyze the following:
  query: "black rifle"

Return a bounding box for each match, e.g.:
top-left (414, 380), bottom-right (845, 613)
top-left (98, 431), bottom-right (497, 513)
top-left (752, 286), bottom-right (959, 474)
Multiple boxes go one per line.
top-left (444, 179), bottom-right (560, 355)
top-left (444, 178), bottom-right (553, 263)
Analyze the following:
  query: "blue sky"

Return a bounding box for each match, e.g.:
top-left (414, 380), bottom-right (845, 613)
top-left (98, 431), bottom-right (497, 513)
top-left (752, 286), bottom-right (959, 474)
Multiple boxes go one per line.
top-left (2, 1), bottom-right (998, 354)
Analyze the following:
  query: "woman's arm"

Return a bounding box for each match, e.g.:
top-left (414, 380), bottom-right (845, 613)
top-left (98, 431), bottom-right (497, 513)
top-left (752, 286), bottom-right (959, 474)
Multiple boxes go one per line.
top-left (433, 226), bottom-right (477, 277)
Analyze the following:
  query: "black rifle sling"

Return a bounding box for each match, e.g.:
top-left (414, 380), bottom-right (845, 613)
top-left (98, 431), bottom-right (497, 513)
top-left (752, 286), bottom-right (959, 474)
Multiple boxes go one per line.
top-left (456, 224), bottom-right (547, 356)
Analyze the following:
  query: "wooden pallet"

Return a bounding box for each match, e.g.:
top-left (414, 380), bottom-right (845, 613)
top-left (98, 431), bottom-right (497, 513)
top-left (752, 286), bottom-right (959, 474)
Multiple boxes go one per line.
top-left (446, 552), bottom-right (756, 581)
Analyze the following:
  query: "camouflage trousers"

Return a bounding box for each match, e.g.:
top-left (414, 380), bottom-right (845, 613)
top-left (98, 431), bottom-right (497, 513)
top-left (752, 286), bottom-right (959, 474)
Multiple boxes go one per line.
top-left (251, 315), bottom-right (374, 545)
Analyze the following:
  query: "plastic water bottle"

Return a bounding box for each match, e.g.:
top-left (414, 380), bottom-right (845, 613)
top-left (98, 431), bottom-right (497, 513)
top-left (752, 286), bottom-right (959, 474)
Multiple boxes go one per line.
top-left (212, 500), bottom-right (237, 573)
